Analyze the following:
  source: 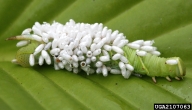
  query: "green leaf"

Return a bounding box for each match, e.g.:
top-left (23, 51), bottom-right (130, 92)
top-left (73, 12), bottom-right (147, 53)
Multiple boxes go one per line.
top-left (0, 0), bottom-right (191, 110)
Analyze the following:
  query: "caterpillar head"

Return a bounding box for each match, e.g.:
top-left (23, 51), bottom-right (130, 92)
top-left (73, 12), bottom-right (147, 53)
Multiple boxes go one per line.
top-left (9, 40), bottom-right (40, 68)
top-left (14, 42), bottom-right (39, 67)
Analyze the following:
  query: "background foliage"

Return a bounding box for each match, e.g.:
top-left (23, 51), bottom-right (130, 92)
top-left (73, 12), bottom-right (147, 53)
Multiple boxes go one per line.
top-left (0, 0), bottom-right (191, 110)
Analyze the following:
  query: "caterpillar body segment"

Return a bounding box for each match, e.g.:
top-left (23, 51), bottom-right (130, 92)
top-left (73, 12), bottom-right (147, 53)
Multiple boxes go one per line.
top-left (7, 19), bottom-right (186, 83)
top-left (123, 46), bottom-right (186, 82)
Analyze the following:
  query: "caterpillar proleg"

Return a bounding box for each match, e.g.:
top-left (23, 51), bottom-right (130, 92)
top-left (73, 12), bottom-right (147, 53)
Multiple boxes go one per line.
top-left (7, 19), bottom-right (186, 83)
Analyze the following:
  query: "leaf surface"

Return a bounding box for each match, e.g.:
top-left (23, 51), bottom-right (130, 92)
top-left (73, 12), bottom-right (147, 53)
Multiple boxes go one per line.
top-left (0, 0), bottom-right (191, 110)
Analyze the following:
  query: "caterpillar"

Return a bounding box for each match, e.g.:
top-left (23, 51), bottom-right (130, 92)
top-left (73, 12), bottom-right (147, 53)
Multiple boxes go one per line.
top-left (7, 19), bottom-right (186, 83)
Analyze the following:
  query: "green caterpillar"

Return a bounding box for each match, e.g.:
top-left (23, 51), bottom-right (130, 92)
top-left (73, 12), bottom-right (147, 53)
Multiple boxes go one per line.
top-left (7, 19), bottom-right (186, 83)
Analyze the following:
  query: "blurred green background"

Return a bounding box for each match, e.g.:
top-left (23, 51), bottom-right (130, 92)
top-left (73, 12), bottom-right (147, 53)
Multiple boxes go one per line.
top-left (0, 0), bottom-right (191, 110)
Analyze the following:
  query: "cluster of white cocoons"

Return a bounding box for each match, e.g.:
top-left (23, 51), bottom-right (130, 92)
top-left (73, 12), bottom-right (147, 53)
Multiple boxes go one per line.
top-left (16, 19), bottom-right (163, 79)
top-left (128, 40), bottom-right (161, 56)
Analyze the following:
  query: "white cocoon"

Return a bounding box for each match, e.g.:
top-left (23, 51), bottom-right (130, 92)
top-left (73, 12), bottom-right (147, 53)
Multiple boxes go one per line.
top-left (136, 50), bottom-right (147, 56)
top-left (50, 48), bottom-right (60, 55)
top-left (119, 62), bottom-right (126, 70)
top-left (22, 28), bottom-right (32, 35)
top-left (143, 40), bottom-right (154, 46)
top-left (29, 54), bottom-right (35, 66)
top-left (103, 45), bottom-right (111, 51)
top-left (73, 68), bottom-right (79, 74)
top-left (110, 69), bottom-right (121, 74)
top-left (131, 40), bottom-right (144, 45)
top-left (125, 64), bottom-right (134, 71)
top-left (44, 42), bottom-right (52, 50)
top-left (93, 49), bottom-right (101, 56)
top-left (127, 43), bottom-right (140, 49)
top-left (34, 44), bottom-right (45, 55)
top-left (80, 61), bottom-right (86, 67)
top-left (112, 53), bottom-right (121, 60)
top-left (112, 46), bottom-right (124, 54)
top-left (38, 55), bottom-right (44, 66)
top-left (32, 35), bottom-right (42, 42)
top-left (90, 43), bottom-right (97, 52)
top-left (86, 58), bottom-right (91, 64)
top-left (58, 62), bottom-right (64, 69)
top-left (96, 61), bottom-right (103, 67)
top-left (102, 65), bottom-right (108, 77)
top-left (150, 51), bottom-right (161, 56)
top-left (140, 46), bottom-right (154, 51)
top-left (166, 59), bottom-right (178, 65)
top-left (72, 55), bottom-right (78, 62)
top-left (86, 51), bottom-right (93, 57)
top-left (100, 56), bottom-right (110, 62)
top-left (91, 56), bottom-right (97, 62)
top-left (78, 56), bottom-right (85, 61)
top-left (96, 67), bottom-right (102, 74)
top-left (16, 40), bottom-right (29, 47)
